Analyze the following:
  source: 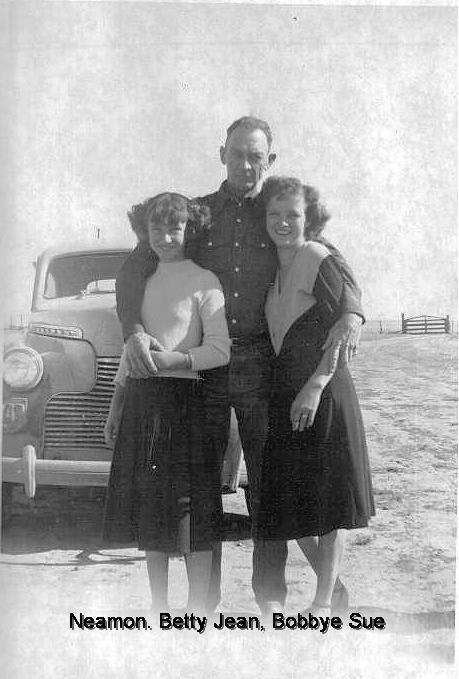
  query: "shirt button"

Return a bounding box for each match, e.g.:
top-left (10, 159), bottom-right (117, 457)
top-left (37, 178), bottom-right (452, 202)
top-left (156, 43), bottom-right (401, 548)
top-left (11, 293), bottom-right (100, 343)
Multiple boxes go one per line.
top-left (233, 292), bottom-right (239, 298)
top-left (236, 218), bottom-right (242, 224)
top-left (234, 267), bottom-right (239, 272)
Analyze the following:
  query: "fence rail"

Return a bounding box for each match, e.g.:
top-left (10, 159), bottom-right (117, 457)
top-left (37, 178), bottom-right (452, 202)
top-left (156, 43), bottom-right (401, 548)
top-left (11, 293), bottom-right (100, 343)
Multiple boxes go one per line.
top-left (401, 314), bottom-right (451, 335)
top-left (363, 317), bottom-right (456, 335)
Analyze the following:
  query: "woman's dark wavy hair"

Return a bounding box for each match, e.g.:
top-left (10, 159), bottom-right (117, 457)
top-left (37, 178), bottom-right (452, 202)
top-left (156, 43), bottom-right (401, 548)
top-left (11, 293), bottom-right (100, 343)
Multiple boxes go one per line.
top-left (127, 192), bottom-right (211, 244)
top-left (261, 176), bottom-right (331, 240)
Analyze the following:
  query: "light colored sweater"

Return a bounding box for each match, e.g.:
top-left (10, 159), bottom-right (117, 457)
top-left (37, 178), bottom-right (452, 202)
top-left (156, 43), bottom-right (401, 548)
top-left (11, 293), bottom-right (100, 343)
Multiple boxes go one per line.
top-left (115, 259), bottom-right (230, 384)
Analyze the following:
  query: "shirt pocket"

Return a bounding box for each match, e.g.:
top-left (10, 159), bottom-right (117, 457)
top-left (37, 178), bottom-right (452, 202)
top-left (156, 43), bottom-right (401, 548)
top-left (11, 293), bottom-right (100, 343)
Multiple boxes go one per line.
top-left (243, 230), bottom-right (274, 280)
top-left (199, 229), bottom-right (232, 275)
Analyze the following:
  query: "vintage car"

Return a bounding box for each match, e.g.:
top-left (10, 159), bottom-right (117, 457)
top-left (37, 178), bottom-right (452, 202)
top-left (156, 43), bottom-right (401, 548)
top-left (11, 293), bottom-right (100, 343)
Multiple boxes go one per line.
top-left (2, 243), bottom-right (244, 519)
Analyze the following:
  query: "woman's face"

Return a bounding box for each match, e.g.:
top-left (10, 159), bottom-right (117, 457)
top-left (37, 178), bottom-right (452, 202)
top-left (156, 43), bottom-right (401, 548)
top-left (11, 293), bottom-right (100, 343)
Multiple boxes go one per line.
top-left (147, 216), bottom-right (187, 262)
top-left (266, 192), bottom-right (307, 250)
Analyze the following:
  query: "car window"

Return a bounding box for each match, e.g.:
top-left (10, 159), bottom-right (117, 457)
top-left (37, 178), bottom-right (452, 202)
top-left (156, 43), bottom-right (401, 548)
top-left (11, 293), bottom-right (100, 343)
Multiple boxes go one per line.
top-left (44, 252), bottom-right (129, 299)
top-left (84, 279), bottom-right (116, 295)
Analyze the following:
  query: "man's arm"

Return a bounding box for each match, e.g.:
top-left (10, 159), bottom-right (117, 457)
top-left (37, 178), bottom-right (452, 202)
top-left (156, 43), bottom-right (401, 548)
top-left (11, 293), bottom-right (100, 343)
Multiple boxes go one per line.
top-left (116, 242), bottom-right (157, 339)
top-left (116, 242), bottom-right (162, 377)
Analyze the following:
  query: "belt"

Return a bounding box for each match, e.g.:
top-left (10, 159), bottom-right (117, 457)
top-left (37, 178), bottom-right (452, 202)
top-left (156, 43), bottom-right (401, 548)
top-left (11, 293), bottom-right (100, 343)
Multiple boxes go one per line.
top-left (231, 333), bottom-right (269, 347)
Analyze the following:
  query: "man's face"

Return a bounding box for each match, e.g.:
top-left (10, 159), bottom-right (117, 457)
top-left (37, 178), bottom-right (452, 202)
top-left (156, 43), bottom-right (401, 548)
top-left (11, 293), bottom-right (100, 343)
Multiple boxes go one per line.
top-left (220, 127), bottom-right (274, 194)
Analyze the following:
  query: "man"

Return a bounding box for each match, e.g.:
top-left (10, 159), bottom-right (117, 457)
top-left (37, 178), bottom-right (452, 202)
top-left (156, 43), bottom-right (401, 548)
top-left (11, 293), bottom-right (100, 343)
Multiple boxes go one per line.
top-left (116, 116), bottom-right (363, 613)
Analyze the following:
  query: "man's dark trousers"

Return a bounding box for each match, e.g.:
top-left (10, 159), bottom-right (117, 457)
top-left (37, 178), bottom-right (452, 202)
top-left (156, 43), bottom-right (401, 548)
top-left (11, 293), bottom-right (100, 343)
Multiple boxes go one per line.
top-left (202, 335), bottom-right (288, 610)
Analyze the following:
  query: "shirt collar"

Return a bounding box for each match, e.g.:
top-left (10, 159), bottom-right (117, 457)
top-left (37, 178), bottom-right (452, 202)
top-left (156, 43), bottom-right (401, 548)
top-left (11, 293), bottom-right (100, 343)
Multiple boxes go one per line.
top-left (214, 180), bottom-right (265, 215)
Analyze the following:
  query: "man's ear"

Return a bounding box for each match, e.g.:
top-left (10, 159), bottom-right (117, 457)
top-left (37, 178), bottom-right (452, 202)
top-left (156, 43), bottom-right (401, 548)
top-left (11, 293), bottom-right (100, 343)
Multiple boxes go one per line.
top-left (267, 152), bottom-right (277, 168)
top-left (219, 145), bottom-right (226, 165)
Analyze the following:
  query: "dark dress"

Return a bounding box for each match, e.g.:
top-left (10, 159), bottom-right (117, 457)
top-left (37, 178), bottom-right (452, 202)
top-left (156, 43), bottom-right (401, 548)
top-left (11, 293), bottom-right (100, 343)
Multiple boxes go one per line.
top-left (256, 243), bottom-right (375, 540)
top-left (103, 376), bottom-right (222, 553)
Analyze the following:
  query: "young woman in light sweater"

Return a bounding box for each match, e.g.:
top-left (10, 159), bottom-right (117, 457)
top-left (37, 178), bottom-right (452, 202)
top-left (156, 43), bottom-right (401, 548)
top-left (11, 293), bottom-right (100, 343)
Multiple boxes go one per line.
top-left (103, 193), bottom-right (230, 613)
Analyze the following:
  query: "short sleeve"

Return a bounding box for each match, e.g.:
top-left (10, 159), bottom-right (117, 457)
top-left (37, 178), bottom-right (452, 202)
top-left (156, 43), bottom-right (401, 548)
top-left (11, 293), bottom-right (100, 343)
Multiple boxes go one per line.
top-left (312, 256), bottom-right (345, 317)
top-left (317, 237), bottom-right (364, 320)
top-left (298, 242), bottom-right (333, 294)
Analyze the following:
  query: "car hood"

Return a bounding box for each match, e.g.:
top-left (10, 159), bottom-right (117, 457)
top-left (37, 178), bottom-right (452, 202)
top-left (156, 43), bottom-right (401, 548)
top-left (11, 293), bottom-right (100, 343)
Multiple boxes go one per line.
top-left (30, 294), bottom-right (124, 356)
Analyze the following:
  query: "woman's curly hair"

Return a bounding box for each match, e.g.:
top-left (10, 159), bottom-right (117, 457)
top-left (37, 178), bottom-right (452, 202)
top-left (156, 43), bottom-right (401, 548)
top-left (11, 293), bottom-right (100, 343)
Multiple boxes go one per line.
top-left (261, 176), bottom-right (331, 240)
top-left (127, 192), bottom-right (211, 243)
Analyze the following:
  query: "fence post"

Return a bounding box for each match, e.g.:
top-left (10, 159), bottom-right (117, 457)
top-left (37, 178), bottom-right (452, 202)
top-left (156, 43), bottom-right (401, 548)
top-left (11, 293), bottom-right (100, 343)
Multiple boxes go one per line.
top-left (401, 313), bottom-right (406, 334)
top-left (445, 315), bottom-right (450, 333)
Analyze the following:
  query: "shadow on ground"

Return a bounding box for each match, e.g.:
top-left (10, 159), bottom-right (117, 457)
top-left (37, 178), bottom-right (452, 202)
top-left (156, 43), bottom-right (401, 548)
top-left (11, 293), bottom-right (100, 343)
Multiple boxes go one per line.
top-left (1, 486), bottom-right (251, 555)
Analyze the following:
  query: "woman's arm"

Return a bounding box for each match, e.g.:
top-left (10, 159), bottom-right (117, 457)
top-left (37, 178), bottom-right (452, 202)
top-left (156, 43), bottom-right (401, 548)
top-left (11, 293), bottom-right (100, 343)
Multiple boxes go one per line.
top-left (291, 250), bottom-right (354, 431)
top-left (290, 346), bottom-right (337, 431)
top-left (317, 237), bottom-right (364, 320)
top-left (104, 383), bottom-right (125, 447)
top-left (150, 278), bottom-right (230, 372)
top-left (188, 282), bottom-right (231, 370)
top-left (316, 237), bottom-right (364, 365)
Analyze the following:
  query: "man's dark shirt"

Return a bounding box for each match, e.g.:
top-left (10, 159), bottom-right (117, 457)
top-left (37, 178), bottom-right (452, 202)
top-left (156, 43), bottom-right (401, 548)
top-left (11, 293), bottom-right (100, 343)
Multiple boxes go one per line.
top-left (116, 181), bottom-right (364, 341)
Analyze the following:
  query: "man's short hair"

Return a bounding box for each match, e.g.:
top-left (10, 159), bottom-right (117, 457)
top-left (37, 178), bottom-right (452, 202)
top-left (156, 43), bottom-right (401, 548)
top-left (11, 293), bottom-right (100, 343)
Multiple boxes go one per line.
top-left (225, 116), bottom-right (273, 149)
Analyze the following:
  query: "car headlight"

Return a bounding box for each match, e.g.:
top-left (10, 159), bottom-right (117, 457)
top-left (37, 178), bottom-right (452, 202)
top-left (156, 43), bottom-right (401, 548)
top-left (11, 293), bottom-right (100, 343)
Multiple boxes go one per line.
top-left (3, 347), bottom-right (44, 391)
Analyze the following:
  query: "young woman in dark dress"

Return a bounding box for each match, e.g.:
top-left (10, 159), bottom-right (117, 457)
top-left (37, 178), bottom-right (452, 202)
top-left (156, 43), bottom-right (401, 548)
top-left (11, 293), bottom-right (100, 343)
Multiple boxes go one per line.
top-left (257, 177), bottom-right (375, 616)
top-left (103, 193), bottom-right (230, 613)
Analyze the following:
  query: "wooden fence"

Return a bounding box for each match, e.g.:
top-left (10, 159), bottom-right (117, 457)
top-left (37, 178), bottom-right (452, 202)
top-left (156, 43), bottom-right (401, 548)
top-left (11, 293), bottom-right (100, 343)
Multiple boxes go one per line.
top-left (401, 314), bottom-right (451, 335)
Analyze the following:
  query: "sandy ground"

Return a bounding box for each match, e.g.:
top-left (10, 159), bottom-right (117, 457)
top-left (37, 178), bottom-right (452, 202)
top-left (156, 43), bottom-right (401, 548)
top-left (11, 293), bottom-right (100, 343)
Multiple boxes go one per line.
top-left (0, 334), bottom-right (457, 678)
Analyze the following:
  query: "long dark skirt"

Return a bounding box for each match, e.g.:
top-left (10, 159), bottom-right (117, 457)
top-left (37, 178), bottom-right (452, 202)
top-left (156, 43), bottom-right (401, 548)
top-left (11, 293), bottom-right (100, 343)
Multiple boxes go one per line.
top-left (103, 377), bottom-right (222, 553)
top-left (257, 366), bottom-right (375, 540)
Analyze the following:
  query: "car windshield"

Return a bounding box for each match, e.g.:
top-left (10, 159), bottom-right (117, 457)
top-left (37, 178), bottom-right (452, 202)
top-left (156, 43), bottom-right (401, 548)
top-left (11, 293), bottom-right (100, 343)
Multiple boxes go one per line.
top-left (44, 252), bottom-right (129, 299)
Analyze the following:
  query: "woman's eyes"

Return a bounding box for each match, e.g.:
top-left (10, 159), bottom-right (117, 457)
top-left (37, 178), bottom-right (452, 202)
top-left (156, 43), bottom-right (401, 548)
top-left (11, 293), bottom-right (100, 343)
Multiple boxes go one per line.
top-left (150, 227), bottom-right (182, 234)
top-left (268, 213), bottom-right (302, 220)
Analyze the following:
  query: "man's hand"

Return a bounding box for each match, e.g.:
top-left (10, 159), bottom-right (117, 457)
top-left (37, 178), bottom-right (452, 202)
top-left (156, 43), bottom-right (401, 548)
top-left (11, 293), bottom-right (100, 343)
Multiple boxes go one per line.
top-left (125, 332), bottom-right (164, 378)
top-left (322, 313), bottom-right (363, 369)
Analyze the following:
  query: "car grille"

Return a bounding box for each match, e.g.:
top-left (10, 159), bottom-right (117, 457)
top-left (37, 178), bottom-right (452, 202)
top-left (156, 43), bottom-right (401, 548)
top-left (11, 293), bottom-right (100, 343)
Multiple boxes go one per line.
top-left (43, 357), bottom-right (119, 450)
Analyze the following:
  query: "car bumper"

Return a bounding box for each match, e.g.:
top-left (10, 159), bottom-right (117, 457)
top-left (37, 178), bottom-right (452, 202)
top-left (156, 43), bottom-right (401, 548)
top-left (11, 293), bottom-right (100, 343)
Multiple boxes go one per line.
top-left (2, 446), bottom-right (110, 498)
top-left (2, 445), bottom-right (248, 499)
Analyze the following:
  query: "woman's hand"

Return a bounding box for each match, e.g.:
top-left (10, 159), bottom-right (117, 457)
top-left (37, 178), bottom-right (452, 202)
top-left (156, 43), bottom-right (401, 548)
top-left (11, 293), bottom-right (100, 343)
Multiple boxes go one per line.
top-left (104, 413), bottom-right (120, 448)
top-left (150, 351), bottom-right (170, 371)
top-left (290, 382), bottom-right (324, 432)
top-left (150, 351), bottom-right (189, 371)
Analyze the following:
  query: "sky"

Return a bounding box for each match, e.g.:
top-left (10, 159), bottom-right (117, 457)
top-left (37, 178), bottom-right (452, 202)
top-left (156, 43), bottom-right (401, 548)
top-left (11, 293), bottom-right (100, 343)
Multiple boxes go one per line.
top-left (1, 2), bottom-right (457, 321)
